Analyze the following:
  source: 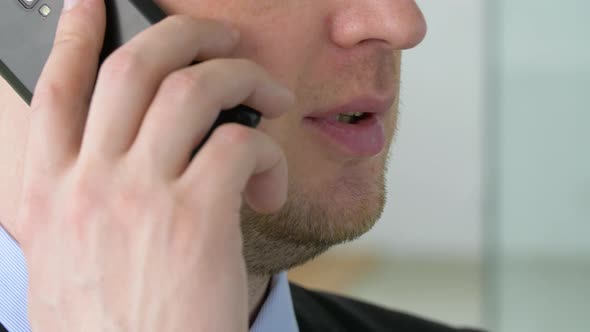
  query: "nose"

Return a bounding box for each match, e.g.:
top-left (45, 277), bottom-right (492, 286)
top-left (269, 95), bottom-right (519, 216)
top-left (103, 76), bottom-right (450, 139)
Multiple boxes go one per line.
top-left (329, 0), bottom-right (427, 50)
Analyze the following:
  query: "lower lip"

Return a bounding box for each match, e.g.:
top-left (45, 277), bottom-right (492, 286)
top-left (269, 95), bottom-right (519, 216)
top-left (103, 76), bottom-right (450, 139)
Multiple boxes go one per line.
top-left (302, 114), bottom-right (385, 157)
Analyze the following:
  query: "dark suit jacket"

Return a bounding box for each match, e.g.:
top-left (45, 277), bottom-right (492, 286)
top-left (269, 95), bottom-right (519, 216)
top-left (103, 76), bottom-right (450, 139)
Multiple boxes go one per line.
top-left (0, 285), bottom-right (486, 332)
top-left (290, 282), bottom-right (486, 332)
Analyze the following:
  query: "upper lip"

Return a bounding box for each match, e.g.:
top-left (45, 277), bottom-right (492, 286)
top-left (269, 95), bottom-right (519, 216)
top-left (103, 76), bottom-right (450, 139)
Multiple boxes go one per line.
top-left (304, 94), bottom-right (396, 119)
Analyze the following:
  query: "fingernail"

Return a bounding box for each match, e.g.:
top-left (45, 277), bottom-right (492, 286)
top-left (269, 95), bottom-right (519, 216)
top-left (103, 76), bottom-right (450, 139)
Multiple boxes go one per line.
top-left (63, 0), bottom-right (81, 12)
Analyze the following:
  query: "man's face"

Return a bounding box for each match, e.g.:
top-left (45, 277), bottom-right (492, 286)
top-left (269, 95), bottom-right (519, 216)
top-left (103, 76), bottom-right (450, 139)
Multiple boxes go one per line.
top-left (153, 0), bottom-right (427, 275)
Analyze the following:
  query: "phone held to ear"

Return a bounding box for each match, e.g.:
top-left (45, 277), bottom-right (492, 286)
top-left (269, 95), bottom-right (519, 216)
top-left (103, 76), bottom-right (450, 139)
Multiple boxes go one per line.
top-left (0, 0), bottom-right (261, 159)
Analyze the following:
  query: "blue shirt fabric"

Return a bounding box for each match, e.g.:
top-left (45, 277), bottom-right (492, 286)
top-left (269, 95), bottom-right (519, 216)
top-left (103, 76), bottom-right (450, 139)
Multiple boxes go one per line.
top-left (0, 225), bottom-right (299, 332)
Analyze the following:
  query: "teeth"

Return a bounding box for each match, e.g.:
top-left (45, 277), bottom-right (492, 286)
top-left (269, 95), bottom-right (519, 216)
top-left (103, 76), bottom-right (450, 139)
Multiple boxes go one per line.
top-left (331, 112), bottom-right (367, 123)
top-left (341, 112), bottom-right (365, 117)
top-left (337, 114), bottom-right (352, 123)
top-left (337, 114), bottom-right (361, 123)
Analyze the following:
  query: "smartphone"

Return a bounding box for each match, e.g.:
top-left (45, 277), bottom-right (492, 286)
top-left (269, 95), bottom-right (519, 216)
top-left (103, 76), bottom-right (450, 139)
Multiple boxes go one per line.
top-left (0, 0), bottom-right (261, 159)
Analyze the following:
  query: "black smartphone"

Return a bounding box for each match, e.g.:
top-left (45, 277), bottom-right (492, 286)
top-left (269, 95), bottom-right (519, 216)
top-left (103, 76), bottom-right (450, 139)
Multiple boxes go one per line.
top-left (0, 0), bottom-right (261, 159)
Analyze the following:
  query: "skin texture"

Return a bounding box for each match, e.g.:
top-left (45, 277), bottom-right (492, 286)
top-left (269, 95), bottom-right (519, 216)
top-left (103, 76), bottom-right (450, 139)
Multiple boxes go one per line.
top-left (0, 0), bottom-right (427, 327)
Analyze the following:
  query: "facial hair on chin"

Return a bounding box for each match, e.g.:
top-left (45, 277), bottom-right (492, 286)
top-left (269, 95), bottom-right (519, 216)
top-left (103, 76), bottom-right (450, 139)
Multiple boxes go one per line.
top-left (239, 151), bottom-right (390, 276)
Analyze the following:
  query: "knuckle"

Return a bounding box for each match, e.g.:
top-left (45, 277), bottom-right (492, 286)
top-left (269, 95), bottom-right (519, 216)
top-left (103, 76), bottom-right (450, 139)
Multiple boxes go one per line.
top-left (100, 48), bottom-right (147, 80)
top-left (17, 186), bottom-right (52, 224)
top-left (53, 30), bottom-right (94, 54)
top-left (31, 79), bottom-right (69, 111)
top-left (60, 171), bottom-right (112, 229)
top-left (161, 67), bottom-right (215, 102)
top-left (67, 164), bottom-right (110, 207)
top-left (191, 66), bottom-right (215, 91)
top-left (61, 193), bottom-right (94, 226)
top-left (161, 70), bottom-right (202, 98)
top-left (68, 174), bottom-right (100, 204)
top-left (110, 185), bottom-right (148, 214)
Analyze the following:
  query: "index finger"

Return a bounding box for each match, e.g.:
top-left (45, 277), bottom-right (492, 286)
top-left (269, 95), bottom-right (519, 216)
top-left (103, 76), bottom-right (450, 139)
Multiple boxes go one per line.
top-left (26, 0), bottom-right (106, 176)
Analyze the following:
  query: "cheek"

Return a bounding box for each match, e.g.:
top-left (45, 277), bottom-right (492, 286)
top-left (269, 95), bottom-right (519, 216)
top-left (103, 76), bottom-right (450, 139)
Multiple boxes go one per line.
top-left (257, 112), bottom-right (298, 150)
top-left (238, 23), bottom-right (306, 70)
top-left (257, 112), bottom-right (310, 170)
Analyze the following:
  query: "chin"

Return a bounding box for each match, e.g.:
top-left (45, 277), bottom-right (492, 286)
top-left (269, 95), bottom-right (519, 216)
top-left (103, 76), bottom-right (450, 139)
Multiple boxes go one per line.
top-left (239, 167), bottom-right (387, 276)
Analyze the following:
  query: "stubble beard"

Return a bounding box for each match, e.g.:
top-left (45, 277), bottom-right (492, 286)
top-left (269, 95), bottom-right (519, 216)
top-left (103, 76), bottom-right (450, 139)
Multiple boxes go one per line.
top-left (240, 148), bottom-right (392, 277)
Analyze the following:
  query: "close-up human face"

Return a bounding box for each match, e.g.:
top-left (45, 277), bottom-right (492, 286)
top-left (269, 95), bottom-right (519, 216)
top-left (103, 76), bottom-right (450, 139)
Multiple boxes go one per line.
top-left (154, 0), bottom-right (427, 274)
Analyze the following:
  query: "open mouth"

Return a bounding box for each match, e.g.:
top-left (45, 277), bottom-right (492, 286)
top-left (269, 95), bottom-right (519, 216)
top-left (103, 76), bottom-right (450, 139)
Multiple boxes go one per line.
top-left (302, 111), bottom-right (385, 157)
top-left (333, 112), bottom-right (373, 124)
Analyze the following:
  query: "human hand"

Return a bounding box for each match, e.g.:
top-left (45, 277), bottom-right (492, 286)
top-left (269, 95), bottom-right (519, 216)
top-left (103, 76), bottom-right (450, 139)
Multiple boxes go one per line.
top-left (13, 0), bottom-right (294, 331)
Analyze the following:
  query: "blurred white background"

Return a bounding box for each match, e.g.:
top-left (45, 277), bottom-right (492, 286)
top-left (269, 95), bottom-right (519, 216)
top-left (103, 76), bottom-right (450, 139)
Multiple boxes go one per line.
top-left (492, 0), bottom-right (590, 331)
